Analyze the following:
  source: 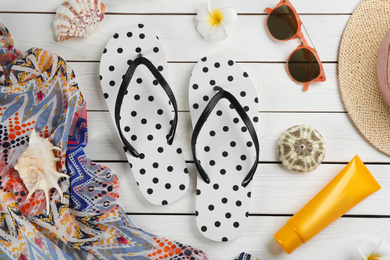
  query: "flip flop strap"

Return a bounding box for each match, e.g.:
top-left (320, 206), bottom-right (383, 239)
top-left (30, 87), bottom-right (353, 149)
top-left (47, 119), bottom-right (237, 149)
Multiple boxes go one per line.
top-left (115, 55), bottom-right (178, 158)
top-left (191, 86), bottom-right (260, 188)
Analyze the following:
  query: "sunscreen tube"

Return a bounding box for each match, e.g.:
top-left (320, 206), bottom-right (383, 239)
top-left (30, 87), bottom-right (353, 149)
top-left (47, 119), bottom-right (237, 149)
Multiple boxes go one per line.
top-left (274, 155), bottom-right (381, 254)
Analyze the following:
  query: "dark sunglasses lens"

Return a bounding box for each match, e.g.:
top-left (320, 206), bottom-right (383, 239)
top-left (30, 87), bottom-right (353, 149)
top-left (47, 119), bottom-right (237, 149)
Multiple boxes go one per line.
top-left (268, 5), bottom-right (298, 40)
top-left (288, 48), bottom-right (321, 83)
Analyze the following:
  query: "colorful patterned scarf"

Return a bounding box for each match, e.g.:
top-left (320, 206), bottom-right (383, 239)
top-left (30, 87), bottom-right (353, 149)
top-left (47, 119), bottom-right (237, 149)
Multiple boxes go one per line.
top-left (0, 22), bottom-right (209, 260)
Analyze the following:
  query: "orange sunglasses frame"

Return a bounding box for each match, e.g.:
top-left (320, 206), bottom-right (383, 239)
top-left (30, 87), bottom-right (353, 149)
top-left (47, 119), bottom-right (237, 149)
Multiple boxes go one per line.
top-left (265, 0), bottom-right (326, 92)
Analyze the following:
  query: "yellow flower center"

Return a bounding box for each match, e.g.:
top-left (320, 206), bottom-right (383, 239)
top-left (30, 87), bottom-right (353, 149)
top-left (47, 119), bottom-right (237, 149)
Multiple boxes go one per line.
top-left (208, 9), bottom-right (223, 27)
top-left (367, 253), bottom-right (382, 260)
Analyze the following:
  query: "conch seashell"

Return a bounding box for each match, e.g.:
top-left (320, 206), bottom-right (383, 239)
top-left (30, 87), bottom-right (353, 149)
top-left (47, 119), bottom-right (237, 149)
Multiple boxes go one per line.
top-left (277, 124), bottom-right (326, 173)
top-left (53, 0), bottom-right (106, 42)
top-left (14, 130), bottom-right (69, 214)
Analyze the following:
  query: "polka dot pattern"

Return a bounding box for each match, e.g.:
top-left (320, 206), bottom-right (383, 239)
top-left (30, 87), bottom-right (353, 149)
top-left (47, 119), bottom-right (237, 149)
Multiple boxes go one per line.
top-left (99, 24), bottom-right (189, 205)
top-left (189, 55), bottom-right (259, 242)
top-left (0, 113), bottom-right (35, 167)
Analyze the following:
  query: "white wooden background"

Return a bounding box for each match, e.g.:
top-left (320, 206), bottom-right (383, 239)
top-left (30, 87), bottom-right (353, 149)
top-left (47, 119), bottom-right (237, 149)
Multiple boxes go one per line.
top-left (3, 0), bottom-right (390, 259)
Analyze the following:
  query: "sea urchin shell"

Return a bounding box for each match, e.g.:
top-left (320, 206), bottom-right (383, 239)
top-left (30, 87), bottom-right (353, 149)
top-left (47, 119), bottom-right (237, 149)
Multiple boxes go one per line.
top-left (277, 124), bottom-right (326, 173)
top-left (53, 0), bottom-right (106, 42)
top-left (14, 130), bottom-right (69, 214)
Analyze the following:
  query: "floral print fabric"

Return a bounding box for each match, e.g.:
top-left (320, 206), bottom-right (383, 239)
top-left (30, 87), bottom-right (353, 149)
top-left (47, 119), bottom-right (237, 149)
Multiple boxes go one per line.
top-left (0, 22), bottom-right (209, 260)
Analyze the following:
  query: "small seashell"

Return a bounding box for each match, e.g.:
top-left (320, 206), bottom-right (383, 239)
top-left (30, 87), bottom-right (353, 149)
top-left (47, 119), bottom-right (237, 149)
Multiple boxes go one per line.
top-left (14, 130), bottom-right (69, 214)
top-left (277, 124), bottom-right (326, 173)
top-left (53, 0), bottom-right (106, 42)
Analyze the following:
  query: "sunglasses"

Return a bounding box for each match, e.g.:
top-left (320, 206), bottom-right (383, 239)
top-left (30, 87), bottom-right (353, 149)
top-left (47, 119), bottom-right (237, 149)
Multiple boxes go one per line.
top-left (265, 0), bottom-right (326, 92)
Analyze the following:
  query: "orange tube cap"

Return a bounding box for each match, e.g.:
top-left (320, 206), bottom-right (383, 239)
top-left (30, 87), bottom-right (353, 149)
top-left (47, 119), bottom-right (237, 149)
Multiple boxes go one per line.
top-left (274, 224), bottom-right (303, 254)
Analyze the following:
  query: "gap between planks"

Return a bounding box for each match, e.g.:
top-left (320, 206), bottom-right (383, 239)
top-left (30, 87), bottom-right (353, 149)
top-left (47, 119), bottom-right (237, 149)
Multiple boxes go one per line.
top-left (0, 11), bottom-right (353, 16)
top-left (94, 160), bottom-right (390, 166)
top-left (85, 110), bottom-right (348, 113)
top-left (50, 60), bottom-right (339, 64)
top-left (125, 213), bottom-right (390, 218)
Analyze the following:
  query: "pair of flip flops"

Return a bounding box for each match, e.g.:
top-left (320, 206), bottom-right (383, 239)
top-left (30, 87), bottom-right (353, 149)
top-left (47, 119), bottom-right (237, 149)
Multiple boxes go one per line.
top-left (99, 24), bottom-right (260, 242)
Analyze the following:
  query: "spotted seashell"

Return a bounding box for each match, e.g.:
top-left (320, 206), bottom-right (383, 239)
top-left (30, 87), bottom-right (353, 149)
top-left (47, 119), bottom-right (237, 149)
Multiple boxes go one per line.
top-left (14, 130), bottom-right (69, 214)
top-left (53, 0), bottom-right (106, 42)
top-left (277, 124), bottom-right (326, 173)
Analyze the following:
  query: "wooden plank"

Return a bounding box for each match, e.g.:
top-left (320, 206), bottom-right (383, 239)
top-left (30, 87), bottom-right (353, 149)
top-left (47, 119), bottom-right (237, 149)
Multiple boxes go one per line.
top-left (72, 62), bottom-right (341, 112)
top-left (129, 215), bottom-right (390, 260)
top-left (5, 2), bottom-right (387, 260)
top-left (84, 112), bottom-right (390, 163)
top-left (2, 0), bottom-right (360, 14)
top-left (3, 14), bottom-right (348, 62)
top-left (111, 162), bottom-right (390, 215)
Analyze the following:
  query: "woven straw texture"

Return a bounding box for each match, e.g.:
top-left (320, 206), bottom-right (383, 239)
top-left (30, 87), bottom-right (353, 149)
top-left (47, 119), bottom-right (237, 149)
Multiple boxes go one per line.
top-left (338, 0), bottom-right (390, 156)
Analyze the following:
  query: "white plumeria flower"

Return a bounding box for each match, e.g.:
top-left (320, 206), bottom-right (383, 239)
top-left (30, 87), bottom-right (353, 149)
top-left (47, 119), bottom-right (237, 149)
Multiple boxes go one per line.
top-left (195, 0), bottom-right (237, 41)
top-left (357, 239), bottom-right (390, 260)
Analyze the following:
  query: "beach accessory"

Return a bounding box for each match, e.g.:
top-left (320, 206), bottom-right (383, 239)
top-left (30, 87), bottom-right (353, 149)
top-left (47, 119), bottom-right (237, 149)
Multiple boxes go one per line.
top-left (0, 21), bottom-right (209, 260)
top-left (0, 23), bottom-right (21, 66)
top-left (338, 0), bottom-right (390, 156)
top-left (274, 155), bottom-right (381, 254)
top-left (195, 0), bottom-right (237, 41)
top-left (189, 55), bottom-right (259, 242)
top-left (53, 0), bottom-right (106, 41)
top-left (357, 239), bottom-right (390, 260)
top-left (14, 129), bottom-right (69, 214)
top-left (265, 0), bottom-right (326, 92)
top-left (99, 24), bottom-right (189, 205)
top-left (277, 124), bottom-right (326, 173)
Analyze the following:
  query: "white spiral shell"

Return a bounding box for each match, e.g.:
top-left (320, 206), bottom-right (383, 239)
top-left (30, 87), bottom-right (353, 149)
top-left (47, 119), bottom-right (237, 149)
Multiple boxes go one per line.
top-left (53, 0), bottom-right (106, 42)
top-left (14, 130), bottom-right (69, 214)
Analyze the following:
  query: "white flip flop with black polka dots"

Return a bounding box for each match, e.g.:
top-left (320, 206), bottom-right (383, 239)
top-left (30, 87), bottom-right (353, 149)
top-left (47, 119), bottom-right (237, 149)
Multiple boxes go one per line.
top-left (189, 56), bottom-right (260, 242)
top-left (99, 24), bottom-right (189, 205)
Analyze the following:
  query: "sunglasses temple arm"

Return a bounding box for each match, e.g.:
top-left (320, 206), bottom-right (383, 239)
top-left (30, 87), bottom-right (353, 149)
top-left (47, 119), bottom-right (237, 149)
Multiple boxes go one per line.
top-left (302, 82), bottom-right (310, 92)
top-left (298, 32), bottom-right (309, 46)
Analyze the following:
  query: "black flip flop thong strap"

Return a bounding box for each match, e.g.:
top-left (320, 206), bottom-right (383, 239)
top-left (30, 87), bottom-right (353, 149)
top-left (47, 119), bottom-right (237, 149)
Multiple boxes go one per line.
top-left (114, 55), bottom-right (178, 158)
top-left (191, 86), bottom-right (260, 188)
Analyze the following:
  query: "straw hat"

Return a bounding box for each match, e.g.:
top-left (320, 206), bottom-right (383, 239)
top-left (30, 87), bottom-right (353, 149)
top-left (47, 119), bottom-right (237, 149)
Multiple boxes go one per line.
top-left (338, 0), bottom-right (390, 156)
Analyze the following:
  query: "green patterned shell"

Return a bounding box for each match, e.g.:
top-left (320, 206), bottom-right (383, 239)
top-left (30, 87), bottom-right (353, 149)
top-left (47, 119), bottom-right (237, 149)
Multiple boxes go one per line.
top-left (277, 124), bottom-right (326, 173)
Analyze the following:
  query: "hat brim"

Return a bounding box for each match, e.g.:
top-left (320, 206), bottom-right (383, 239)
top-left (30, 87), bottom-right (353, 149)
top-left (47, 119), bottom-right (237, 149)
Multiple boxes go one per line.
top-left (338, 0), bottom-right (390, 156)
